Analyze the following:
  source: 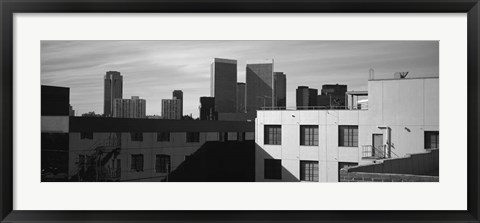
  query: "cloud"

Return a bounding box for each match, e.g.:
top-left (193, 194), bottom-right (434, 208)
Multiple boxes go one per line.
top-left (41, 40), bottom-right (438, 116)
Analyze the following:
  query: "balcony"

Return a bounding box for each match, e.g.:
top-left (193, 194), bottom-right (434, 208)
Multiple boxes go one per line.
top-left (362, 145), bottom-right (388, 159)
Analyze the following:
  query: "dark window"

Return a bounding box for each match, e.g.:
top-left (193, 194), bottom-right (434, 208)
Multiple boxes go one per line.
top-left (300, 125), bottom-right (319, 146)
top-left (131, 154), bottom-right (144, 171)
top-left (264, 125), bottom-right (281, 145)
top-left (425, 131), bottom-right (439, 149)
top-left (300, 161), bottom-right (319, 182)
top-left (130, 132), bottom-right (143, 141)
top-left (264, 159), bottom-right (281, 179)
top-left (219, 132), bottom-right (228, 142)
top-left (238, 132), bottom-right (246, 141)
top-left (155, 155), bottom-right (171, 173)
top-left (157, 132), bottom-right (170, 142)
top-left (339, 125), bottom-right (358, 147)
top-left (186, 132), bottom-right (200, 143)
top-left (80, 132), bottom-right (93, 140)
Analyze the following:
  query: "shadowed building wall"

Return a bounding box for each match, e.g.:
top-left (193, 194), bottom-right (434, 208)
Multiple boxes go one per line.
top-left (273, 72), bottom-right (287, 108)
top-left (236, 83), bottom-right (246, 113)
top-left (246, 59), bottom-right (274, 116)
top-left (172, 90), bottom-right (183, 118)
top-left (296, 86), bottom-right (318, 109)
top-left (211, 58), bottom-right (237, 113)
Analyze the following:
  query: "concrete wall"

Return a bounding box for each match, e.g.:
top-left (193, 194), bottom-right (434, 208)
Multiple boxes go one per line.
top-left (255, 77), bottom-right (439, 182)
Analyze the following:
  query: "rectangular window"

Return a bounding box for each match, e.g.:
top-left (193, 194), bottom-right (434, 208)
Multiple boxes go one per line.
top-left (338, 125), bottom-right (358, 147)
top-left (300, 161), bottom-right (319, 182)
top-left (425, 131), bottom-right (439, 149)
top-left (131, 154), bottom-right (144, 171)
top-left (264, 159), bottom-right (281, 179)
top-left (264, 125), bottom-right (281, 145)
top-left (186, 132), bottom-right (200, 143)
top-left (300, 125), bottom-right (319, 146)
top-left (155, 155), bottom-right (171, 173)
top-left (157, 132), bottom-right (170, 142)
top-left (80, 132), bottom-right (93, 140)
top-left (130, 132), bottom-right (143, 141)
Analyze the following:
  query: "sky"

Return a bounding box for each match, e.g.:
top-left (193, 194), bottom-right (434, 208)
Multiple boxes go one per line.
top-left (41, 41), bottom-right (439, 117)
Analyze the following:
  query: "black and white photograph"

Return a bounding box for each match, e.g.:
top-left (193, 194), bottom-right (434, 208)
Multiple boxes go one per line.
top-left (41, 40), bottom-right (439, 182)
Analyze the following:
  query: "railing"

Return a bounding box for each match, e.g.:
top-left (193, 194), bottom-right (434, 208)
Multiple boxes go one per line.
top-left (259, 105), bottom-right (368, 111)
top-left (362, 145), bottom-right (388, 159)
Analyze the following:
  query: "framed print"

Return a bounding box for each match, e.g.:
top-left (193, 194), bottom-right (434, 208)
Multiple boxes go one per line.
top-left (1, 0), bottom-right (479, 222)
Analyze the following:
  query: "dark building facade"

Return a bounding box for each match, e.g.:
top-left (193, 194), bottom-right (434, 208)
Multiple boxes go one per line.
top-left (42, 85), bottom-right (70, 116)
top-left (211, 58), bottom-right (237, 113)
top-left (273, 72), bottom-right (287, 108)
top-left (172, 90), bottom-right (183, 118)
top-left (236, 83), bottom-right (246, 113)
top-left (317, 84), bottom-right (348, 109)
top-left (296, 86), bottom-right (318, 109)
top-left (104, 71), bottom-right (123, 117)
top-left (41, 85), bottom-right (70, 181)
top-left (200, 96), bottom-right (217, 120)
top-left (246, 59), bottom-right (274, 115)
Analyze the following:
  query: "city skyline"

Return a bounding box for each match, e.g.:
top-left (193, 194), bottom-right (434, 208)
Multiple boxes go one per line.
top-left (41, 41), bottom-right (439, 117)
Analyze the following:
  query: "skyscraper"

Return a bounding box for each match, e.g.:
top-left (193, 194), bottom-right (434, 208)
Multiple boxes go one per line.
top-left (104, 71), bottom-right (123, 117)
top-left (317, 84), bottom-right (348, 109)
top-left (246, 59), bottom-right (274, 115)
top-left (172, 90), bottom-right (183, 117)
top-left (211, 58), bottom-right (237, 113)
top-left (162, 99), bottom-right (182, 120)
top-left (236, 83), bottom-right (246, 113)
top-left (296, 86), bottom-right (318, 109)
top-left (273, 72), bottom-right (287, 108)
top-left (199, 97), bottom-right (217, 120)
top-left (113, 96), bottom-right (146, 118)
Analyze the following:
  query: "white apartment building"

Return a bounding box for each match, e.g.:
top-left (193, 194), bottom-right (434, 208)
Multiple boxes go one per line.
top-left (255, 76), bottom-right (439, 182)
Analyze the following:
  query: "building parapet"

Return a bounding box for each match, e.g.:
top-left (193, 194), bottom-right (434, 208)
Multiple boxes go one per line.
top-left (340, 149), bottom-right (439, 182)
top-left (259, 105), bottom-right (368, 111)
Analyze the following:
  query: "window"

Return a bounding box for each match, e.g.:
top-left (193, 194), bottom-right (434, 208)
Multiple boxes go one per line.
top-left (300, 161), bottom-right (319, 182)
top-left (339, 125), bottom-right (358, 147)
top-left (219, 132), bottom-right (228, 142)
top-left (131, 154), bottom-right (144, 171)
top-left (425, 131), bottom-right (439, 149)
top-left (186, 132), bottom-right (200, 143)
top-left (130, 132), bottom-right (143, 141)
top-left (155, 155), bottom-right (171, 173)
top-left (157, 132), bottom-right (170, 142)
top-left (80, 132), bottom-right (93, 140)
top-left (238, 132), bottom-right (246, 141)
top-left (264, 159), bottom-right (281, 179)
top-left (264, 125), bottom-right (281, 145)
top-left (300, 125), bottom-right (319, 146)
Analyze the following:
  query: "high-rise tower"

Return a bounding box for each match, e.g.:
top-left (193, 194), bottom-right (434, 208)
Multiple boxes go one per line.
top-left (104, 71), bottom-right (123, 116)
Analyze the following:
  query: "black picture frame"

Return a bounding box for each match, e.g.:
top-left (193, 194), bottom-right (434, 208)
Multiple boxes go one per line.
top-left (1, 0), bottom-right (479, 222)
